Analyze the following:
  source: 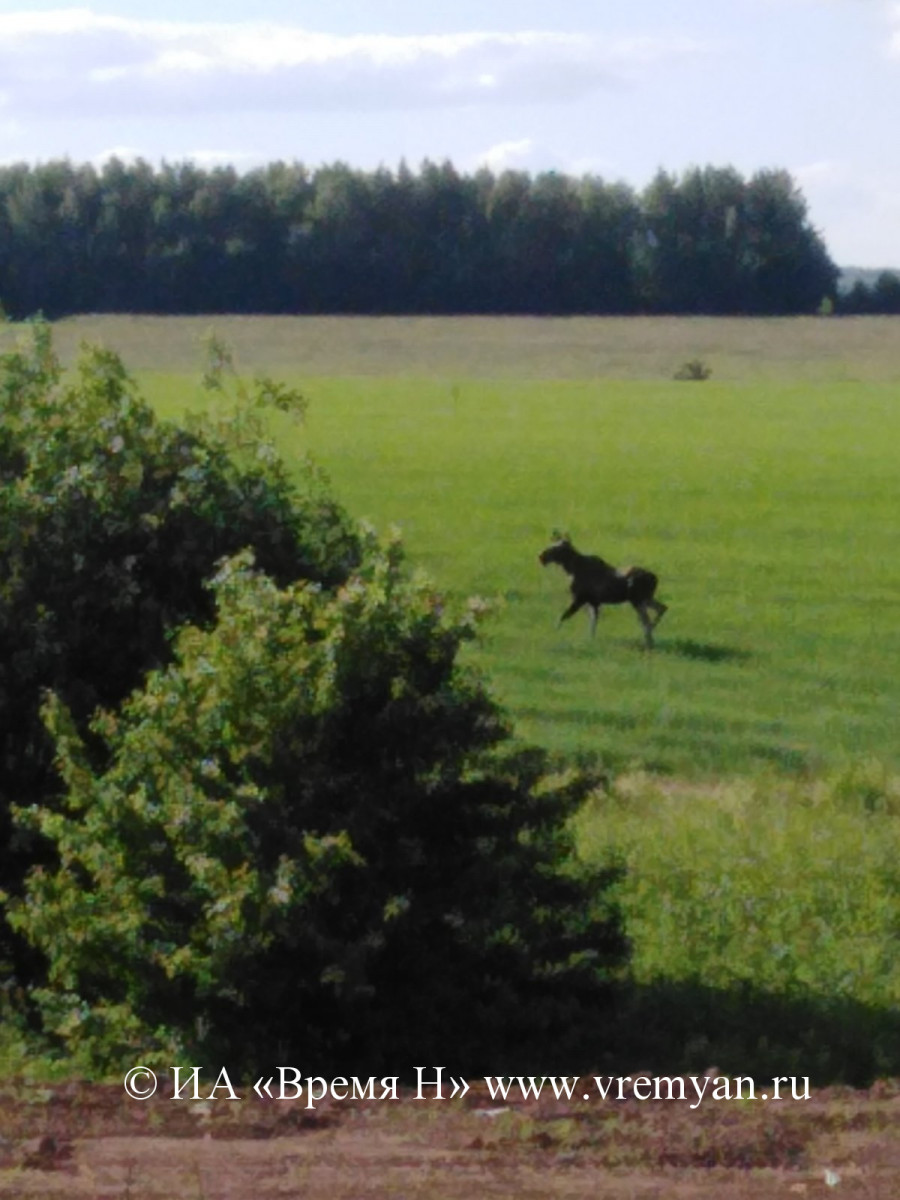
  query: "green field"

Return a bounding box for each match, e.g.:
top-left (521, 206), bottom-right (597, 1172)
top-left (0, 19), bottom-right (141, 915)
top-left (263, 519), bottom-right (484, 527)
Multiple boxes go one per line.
top-left (22, 312), bottom-right (897, 779)
top-left (143, 364), bottom-right (900, 779)
top-left (312, 375), bottom-right (900, 777)
top-left (11, 313), bottom-right (900, 1077)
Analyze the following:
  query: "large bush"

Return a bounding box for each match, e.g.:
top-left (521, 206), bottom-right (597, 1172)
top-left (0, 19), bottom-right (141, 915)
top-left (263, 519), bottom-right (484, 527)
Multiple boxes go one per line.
top-left (10, 542), bottom-right (625, 1074)
top-left (2, 328), bottom-right (626, 1074)
top-left (0, 324), bottom-right (358, 911)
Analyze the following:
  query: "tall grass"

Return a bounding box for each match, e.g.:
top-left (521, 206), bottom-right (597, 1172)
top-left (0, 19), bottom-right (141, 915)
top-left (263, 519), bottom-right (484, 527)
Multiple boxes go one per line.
top-left (579, 764), bottom-right (900, 1000)
top-left (575, 765), bottom-right (900, 1081)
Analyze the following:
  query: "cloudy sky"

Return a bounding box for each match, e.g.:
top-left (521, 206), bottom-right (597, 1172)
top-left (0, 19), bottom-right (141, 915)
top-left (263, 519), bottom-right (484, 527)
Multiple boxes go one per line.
top-left (1, 0), bottom-right (899, 266)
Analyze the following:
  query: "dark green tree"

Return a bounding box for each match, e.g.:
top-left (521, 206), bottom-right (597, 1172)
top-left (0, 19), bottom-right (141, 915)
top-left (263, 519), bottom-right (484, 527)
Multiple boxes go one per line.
top-left (872, 271), bottom-right (900, 313)
top-left (741, 168), bottom-right (838, 314)
top-left (0, 157), bottom-right (840, 317)
top-left (637, 165), bottom-right (838, 314)
top-left (573, 176), bottom-right (640, 313)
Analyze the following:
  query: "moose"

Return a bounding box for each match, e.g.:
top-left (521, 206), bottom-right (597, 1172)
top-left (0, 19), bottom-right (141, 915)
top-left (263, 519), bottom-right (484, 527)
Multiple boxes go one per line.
top-left (539, 533), bottom-right (668, 649)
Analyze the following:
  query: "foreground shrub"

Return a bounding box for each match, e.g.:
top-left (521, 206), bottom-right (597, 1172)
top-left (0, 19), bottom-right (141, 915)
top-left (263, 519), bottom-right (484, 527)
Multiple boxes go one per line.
top-left (0, 324), bottom-right (359, 927)
top-left (9, 540), bottom-right (626, 1075)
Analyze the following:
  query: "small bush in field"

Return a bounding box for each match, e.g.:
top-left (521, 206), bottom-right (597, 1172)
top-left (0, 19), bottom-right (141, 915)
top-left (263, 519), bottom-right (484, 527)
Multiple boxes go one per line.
top-left (673, 358), bottom-right (712, 380)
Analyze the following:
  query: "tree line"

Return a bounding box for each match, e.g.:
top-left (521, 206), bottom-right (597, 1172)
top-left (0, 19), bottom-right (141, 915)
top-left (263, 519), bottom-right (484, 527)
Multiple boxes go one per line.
top-left (0, 158), bottom-right (846, 319)
top-left (839, 270), bottom-right (900, 315)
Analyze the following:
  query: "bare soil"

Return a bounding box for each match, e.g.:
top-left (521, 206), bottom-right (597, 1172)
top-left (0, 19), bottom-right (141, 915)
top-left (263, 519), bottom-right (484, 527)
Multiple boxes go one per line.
top-left (1, 1075), bottom-right (898, 1198)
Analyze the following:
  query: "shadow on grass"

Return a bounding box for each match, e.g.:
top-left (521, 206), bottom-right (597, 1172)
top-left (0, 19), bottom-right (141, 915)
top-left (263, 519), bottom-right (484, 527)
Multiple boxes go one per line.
top-left (436, 976), bottom-right (900, 1086)
top-left (574, 978), bottom-right (900, 1087)
top-left (656, 637), bottom-right (753, 664)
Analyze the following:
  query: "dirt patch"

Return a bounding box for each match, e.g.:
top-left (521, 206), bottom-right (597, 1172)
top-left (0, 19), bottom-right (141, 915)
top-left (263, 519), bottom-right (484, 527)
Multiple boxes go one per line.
top-left (1, 1076), bottom-right (898, 1198)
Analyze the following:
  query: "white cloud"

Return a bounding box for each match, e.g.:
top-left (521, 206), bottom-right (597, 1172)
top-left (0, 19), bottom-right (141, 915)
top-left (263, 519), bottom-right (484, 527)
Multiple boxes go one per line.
top-left (0, 10), bottom-right (709, 120)
top-left (793, 157), bottom-right (900, 265)
top-left (473, 138), bottom-right (620, 178)
top-left (770, 0), bottom-right (900, 57)
top-left (476, 138), bottom-right (535, 171)
top-left (792, 159), bottom-right (856, 191)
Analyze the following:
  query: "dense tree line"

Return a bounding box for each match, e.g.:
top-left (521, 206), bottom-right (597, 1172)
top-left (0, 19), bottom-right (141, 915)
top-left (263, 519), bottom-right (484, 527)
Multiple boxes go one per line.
top-left (839, 270), bottom-right (900, 315)
top-left (0, 158), bottom-right (839, 318)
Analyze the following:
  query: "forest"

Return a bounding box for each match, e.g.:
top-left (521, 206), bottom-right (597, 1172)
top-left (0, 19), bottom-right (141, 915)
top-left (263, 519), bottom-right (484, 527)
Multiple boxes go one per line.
top-left (0, 157), bottom-right (861, 319)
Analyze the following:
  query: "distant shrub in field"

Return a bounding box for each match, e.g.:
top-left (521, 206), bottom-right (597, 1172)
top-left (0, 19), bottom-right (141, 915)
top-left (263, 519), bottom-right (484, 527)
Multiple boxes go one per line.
top-left (673, 358), bottom-right (712, 381)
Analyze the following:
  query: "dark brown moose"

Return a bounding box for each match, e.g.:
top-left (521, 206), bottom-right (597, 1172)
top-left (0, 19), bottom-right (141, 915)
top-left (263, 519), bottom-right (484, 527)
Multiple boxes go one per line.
top-left (539, 533), bottom-right (668, 649)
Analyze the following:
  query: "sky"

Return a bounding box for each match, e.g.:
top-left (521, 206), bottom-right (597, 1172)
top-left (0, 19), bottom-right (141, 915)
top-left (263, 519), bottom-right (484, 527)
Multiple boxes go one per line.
top-left (1, 0), bottom-right (899, 266)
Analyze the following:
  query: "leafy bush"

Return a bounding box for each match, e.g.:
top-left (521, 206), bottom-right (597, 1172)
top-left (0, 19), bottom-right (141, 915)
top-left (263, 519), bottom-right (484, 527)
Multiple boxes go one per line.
top-left (9, 541), bottom-right (625, 1075)
top-left (0, 323), bottom-right (359, 919)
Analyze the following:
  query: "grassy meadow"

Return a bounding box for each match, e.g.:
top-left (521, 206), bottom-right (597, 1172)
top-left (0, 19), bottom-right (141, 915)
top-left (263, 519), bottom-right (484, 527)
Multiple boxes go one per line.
top-left (140, 360), bottom-right (900, 779)
top-left (9, 312), bottom-right (900, 1078)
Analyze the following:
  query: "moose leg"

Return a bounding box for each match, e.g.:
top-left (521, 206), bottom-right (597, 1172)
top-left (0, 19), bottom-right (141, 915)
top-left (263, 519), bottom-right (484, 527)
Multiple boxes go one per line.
top-left (590, 604), bottom-right (602, 637)
top-left (559, 597), bottom-right (586, 627)
top-left (635, 604), bottom-right (655, 650)
top-left (649, 599), bottom-right (668, 628)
